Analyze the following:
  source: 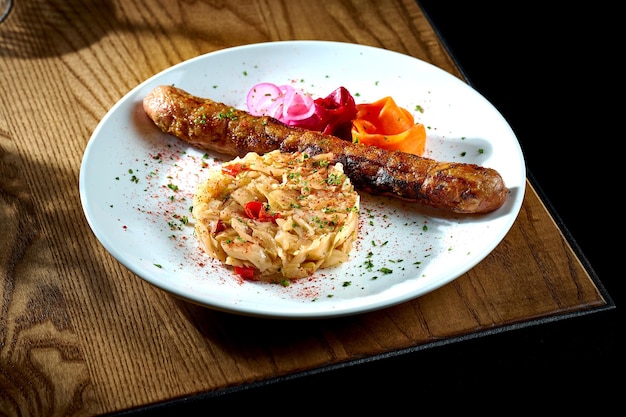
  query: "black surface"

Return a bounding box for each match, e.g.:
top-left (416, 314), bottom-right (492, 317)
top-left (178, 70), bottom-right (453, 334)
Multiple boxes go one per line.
top-left (113, 2), bottom-right (619, 414)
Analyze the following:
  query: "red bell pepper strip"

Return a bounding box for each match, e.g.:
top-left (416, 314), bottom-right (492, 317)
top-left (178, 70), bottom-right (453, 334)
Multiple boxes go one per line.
top-left (221, 163), bottom-right (247, 177)
top-left (234, 265), bottom-right (256, 280)
top-left (244, 201), bottom-right (281, 223)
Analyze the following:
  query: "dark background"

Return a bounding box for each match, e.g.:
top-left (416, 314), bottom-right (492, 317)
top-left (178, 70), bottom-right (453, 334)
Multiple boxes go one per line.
top-left (122, 2), bottom-right (618, 413)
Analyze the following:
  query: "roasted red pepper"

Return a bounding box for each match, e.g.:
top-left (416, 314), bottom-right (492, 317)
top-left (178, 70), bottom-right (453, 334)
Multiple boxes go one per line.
top-left (234, 265), bottom-right (256, 280)
top-left (221, 163), bottom-right (247, 177)
top-left (244, 201), bottom-right (281, 223)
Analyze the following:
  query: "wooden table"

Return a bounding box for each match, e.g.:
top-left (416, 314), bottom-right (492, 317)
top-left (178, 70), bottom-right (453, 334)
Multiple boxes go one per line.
top-left (0, 1), bottom-right (612, 415)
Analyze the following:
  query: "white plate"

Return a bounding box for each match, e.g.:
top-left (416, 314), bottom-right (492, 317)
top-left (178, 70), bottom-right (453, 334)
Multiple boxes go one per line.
top-left (79, 41), bottom-right (526, 319)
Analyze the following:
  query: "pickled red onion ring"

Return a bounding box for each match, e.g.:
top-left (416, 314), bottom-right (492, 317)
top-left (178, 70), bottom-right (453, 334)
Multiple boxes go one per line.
top-left (245, 82), bottom-right (283, 118)
top-left (246, 82), bottom-right (315, 124)
top-left (279, 85), bottom-right (316, 122)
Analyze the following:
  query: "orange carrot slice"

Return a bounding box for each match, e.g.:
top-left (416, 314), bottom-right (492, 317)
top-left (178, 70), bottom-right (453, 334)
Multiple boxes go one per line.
top-left (351, 96), bottom-right (426, 156)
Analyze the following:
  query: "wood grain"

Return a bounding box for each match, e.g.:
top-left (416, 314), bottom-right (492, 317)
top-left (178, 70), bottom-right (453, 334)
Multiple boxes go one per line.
top-left (0, 0), bottom-right (605, 415)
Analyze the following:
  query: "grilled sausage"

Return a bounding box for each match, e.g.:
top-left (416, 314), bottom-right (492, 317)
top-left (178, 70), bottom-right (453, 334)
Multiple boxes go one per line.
top-left (143, 85), bottom-right (508, 214)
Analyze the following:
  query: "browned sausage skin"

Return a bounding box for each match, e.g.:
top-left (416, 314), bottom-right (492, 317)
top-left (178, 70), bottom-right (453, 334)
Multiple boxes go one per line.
top-left (143, 85), bottom-right (508, 214)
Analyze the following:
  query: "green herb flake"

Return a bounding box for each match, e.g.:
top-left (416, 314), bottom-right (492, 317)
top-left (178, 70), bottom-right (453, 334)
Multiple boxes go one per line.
top-left (325, 173), bottom-right (343, 186)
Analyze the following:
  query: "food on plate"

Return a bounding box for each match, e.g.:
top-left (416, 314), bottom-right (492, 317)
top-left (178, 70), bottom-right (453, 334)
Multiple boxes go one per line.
top-left (246, 83), bottom-right (357, 141)
top-left (192, 150), bottom-right (360, 281)
top-left (351, 96), bottom-right (427, 156)
top-left (245, 82), bottom-right (427, 155)
top-left (143, 85), bottom-right (508, 214)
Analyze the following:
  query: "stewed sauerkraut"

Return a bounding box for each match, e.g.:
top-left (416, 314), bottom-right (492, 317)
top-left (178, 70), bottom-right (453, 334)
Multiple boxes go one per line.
top-left (192, 150), bottom-right (360, 282)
